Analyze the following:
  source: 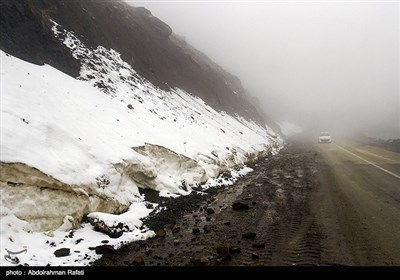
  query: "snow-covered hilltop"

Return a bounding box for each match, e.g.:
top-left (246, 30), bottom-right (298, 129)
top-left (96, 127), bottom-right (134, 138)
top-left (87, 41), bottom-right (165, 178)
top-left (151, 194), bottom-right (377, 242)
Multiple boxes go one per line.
top-left (0, 0), bottom-right (283, 266)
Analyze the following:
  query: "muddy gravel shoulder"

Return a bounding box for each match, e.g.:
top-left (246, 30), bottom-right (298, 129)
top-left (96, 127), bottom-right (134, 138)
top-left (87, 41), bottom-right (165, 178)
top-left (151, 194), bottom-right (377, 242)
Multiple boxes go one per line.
top-left (94, 142), bottom-right (325, 266)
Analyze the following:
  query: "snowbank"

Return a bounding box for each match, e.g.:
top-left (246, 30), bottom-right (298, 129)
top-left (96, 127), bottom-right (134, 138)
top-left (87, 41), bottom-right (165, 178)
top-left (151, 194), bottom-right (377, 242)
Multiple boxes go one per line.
top-left (0, 21), bottom-right (283, 266)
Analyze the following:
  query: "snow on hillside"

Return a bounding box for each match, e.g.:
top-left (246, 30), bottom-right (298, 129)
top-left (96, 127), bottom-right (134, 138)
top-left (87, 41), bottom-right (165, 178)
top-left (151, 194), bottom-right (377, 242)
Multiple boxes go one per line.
top-left (0, 21), bottom-right (283, 266)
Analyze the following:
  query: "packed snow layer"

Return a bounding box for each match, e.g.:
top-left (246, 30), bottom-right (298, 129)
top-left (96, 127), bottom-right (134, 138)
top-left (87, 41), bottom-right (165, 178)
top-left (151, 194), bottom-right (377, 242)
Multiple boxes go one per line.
top-left (0, 162), bottom-right (127, 232)
top-left (0, 21), bottom-right (283, 266)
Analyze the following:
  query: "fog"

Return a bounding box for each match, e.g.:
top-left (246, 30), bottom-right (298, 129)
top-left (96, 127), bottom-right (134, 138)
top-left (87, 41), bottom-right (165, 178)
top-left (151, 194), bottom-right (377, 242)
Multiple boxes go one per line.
top-left (131, 1), bottom-right (399, 139)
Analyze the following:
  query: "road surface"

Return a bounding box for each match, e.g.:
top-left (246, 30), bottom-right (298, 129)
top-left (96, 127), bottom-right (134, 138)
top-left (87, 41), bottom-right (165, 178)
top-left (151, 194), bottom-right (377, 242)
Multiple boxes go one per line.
top-left (315, 140), bottom-right (400, 265)
top-left (96, 139), bottom-right (400, 266)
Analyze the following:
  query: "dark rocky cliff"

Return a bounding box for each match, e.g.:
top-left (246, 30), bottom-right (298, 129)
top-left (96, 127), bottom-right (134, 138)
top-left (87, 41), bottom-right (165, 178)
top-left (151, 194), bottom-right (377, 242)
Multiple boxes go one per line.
top-left (0, 0), bottom-right (275, 125)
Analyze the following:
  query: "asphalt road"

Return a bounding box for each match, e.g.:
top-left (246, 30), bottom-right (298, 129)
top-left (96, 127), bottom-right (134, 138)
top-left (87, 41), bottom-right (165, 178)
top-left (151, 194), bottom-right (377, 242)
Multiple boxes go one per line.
top-left (315, 140), bottom-right (400, 265)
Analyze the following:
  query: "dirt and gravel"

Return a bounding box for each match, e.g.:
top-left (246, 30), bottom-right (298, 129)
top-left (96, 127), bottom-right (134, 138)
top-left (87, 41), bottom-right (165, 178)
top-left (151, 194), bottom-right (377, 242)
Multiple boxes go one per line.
top-left (94, 139), bottom-right (400, 266)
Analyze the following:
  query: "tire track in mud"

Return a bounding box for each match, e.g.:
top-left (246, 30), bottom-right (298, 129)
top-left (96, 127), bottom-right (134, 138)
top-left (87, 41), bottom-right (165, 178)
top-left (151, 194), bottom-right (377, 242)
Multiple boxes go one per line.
top-left (225, 151), bottom-right (323, 266)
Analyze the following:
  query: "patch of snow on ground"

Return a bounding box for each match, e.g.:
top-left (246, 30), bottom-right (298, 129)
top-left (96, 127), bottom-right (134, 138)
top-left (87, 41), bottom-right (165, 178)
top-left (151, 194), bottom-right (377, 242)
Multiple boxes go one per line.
top-left (0, 204), bottom-right (154, 266)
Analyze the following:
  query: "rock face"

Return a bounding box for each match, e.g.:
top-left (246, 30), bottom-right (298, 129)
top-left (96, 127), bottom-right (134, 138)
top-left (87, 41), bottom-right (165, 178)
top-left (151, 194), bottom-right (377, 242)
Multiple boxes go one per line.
top-left (0, 0), bottom-right (272, 123)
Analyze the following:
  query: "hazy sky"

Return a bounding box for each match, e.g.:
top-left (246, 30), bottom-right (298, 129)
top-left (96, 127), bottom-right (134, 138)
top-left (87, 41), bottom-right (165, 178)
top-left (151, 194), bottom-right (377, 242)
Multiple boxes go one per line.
top-left (130, 1), bottom-right (399, 139)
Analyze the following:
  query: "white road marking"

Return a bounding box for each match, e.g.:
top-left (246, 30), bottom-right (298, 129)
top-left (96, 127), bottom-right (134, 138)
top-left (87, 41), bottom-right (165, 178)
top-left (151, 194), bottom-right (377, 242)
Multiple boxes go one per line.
top-left (334, 143), bottom-right (400, 180)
